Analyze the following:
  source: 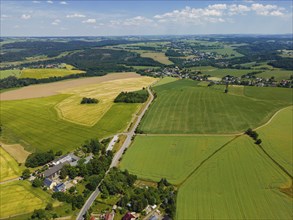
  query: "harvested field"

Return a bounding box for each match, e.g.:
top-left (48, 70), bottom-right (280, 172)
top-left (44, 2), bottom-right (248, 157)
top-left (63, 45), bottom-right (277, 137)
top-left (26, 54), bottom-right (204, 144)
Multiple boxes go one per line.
top-left (1, 143), bottom-right (31, 163)
top-left (56, 77), bottom-right (156, 126)
top-left (20, 68), bottom-right (84, 79)
top-left (0, 72), bottom-right (141, 101)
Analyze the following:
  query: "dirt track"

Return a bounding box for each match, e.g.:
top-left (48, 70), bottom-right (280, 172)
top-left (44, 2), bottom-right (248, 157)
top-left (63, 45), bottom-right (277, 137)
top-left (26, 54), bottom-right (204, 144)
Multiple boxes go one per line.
top-left (0, 72), bottom-right (141, 101)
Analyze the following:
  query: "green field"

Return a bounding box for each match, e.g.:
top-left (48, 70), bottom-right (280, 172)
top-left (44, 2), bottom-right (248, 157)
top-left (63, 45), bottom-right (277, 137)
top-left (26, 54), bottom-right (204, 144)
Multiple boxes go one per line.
top-left (200, 68), bottom-right (253, 78)
top-left (176, 136), bottom-right (292, 219)
top-left (139, 80), bottom-right (292, 134)
top-left (20, 68), bottom-right (85, 79)
top-left (0, 147), bottom-right (23, 182)
top-left (120, 135), bottom-right (232, 184)
top-left (0, 69), bottom-right (21, 79)
top-left (0, 181), bottom-right (57, 218)
top-left (257, 106), bottom-right (293, 175)
top-left (203, 45), bottom-right (244, 58)
top-left (0, 94), bottom-right (140, 153)
top-left (255, 69), bottom-right (293, 81)
top-left (153, 77), bottom-right (178, 87)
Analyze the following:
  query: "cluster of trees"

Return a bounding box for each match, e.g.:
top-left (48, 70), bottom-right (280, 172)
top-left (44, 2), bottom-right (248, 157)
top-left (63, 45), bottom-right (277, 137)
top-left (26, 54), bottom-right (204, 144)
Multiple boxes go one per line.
top-left (165, 49), bottom-right (182, 57)
top-left (52, 192), bottom-right (85, 210)
top-left (99, 169), bottom-right (176, 218)
top-left (245, 128), bottom-right (262, 145)
top-left (25, 150), bottom-right (55, 168)
top-left (80, 97), bottom-right (99, 104)
top-left (114, 90), bottom-right (148, 103)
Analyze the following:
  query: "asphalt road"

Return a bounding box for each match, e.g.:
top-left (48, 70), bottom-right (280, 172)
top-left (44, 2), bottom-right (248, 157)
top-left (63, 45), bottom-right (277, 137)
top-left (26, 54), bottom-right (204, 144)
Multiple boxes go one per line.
top-left (76, 87), bottom-right (154, 220)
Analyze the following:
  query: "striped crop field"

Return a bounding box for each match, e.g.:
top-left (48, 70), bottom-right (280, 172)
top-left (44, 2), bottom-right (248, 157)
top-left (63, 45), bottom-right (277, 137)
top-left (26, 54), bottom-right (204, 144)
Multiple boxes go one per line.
top-left (139, 79), bottom-right (292, 134)
top-left (0, 181), bottom-right (58, 218)
top-left (120, 135), bottom-right (233, 184)
top-left (176, 136), bottom-right (292, 219)
top-left (0, 94), bottom-right (141, 153)
top-left (0, 147), bottom-right (23, 182)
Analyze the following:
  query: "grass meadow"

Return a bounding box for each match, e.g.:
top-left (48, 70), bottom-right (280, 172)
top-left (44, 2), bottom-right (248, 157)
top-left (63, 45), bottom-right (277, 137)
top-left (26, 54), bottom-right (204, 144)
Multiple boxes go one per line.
top-left (120, 135), bottom-right (233, 184)
top-left (0, 147), bottom-right (23, 182)
top-left (20, 68), bottom-right (85, 79)
top-left (257, 106), bottom-right (293, 175)
top-left (139, 52), bottom-right (173, 65)
top-left (0, 181), bottom-right (57, 218)
top-left (139, 80), bottom-right (291, 134)
top-left (176, 136), bottom-right (292, 219)
top-left (0, 94), bottom-right (141, 153)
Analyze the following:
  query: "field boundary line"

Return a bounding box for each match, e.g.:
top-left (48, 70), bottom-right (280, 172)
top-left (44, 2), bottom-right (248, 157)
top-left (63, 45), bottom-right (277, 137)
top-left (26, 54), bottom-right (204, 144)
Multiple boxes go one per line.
top-left (137, 133), bottom-right (243, 137)
top-left (254, 105), bottom-right (292, 131)
top-left (177, 135), bottom-right (241, 187)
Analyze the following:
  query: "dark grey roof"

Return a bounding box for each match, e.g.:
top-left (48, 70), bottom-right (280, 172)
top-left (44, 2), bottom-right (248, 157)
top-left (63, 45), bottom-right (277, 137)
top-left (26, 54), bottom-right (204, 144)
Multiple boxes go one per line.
top-left (43, 162), bottom-right (69, 177)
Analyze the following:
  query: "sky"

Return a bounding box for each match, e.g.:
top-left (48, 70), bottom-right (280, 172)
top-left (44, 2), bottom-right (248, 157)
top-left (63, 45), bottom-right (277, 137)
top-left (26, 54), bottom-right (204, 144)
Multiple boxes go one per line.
top-left (1, 0), bottom-right (292, 36)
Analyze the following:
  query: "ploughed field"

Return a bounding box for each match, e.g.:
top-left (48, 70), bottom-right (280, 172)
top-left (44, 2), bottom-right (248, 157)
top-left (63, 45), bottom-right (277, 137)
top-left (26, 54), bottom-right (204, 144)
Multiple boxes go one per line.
top-left (138, 79), bottom-right (292, 134)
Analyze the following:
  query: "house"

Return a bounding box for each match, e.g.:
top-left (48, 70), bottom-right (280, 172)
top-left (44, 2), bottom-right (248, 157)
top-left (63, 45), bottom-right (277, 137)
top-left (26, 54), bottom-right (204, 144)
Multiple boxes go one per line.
top-left (43, 161), bottom-right (69, 179)
top-left (43, 178), bottom-right (56, 189)
top-left (52, 153), bottom-right (80, 166)
top-left (122, 212), bottom-right (136, 220)
top-left (54, 183), bottom-right (66, 192)
top-left (104, 211), bottom-right (115, 220)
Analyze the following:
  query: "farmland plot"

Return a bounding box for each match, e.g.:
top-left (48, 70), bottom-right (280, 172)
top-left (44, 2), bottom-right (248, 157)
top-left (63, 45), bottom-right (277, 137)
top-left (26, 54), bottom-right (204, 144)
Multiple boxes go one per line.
top-left (176, 136), bottom-right (292, 219)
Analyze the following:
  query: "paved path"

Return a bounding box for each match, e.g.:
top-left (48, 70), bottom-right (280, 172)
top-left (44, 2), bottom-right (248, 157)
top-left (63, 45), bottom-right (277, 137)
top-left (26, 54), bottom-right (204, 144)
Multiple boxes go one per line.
top-left (76, 87), bottom-right (154, 220)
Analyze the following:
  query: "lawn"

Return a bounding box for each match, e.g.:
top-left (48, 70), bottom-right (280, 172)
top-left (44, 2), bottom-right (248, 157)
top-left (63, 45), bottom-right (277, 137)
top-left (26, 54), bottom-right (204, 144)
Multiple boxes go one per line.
top-left (0, 181), bottom-right (57, 218)
top-left (0, 147), bottom-right (23, 182)
top-left (120, 135), bottom-right (233, 184)
top-left (0, 69), bottom-right (21, 79)
top-left (56, 77), bottom-right (156, 126)
top-left (176, 136), bottom-right (292, 219)
top-left (0, 94), bottom-right (141, 153)
top-left (139, 80), bottom-right (291, 134)
top-left (257, 106), bottom-right (293, 176)
top-left (19, 68), bottom-right (85, 79)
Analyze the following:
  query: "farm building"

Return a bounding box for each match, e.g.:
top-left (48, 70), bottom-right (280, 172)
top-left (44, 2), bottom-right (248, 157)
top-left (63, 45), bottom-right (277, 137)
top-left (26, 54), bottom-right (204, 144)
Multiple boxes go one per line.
top-left (43, 178), bottom-right (56, 189)
top-left (43, 161), bottom-right (69, 179)
top-left (52, 153), bottom-right (80, 166)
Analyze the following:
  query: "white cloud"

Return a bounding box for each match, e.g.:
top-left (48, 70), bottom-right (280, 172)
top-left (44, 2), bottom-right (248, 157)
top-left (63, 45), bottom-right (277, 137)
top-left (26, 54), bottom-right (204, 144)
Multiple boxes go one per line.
top-left (208, 4), bottom-right (227, 10)
top-left (21, 14), bottom-right (31, 20)
top-left (66, 13), bottom-right (86, 18)
top-left (250, 3), bottom-right (284, 16)
top-left (52, 19), bottom-right (61, 25)
top-left (60, 1), bottom-right (68, 5)
top-left (1, 14), bottom-right (9, 18)
top-left (82, 18), bottom-right (96, 24)
top-left (229, 4), bottom-right (250, 15)
top-left (32, 1), bottom-right (41, 3)
top-left (47, 1), bottom-right (53, 3)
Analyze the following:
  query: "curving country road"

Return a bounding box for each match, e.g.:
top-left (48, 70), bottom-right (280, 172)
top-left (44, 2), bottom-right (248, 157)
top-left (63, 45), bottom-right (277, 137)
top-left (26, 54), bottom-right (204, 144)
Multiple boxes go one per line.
top-left (76, 87), bottom-right (154, 220)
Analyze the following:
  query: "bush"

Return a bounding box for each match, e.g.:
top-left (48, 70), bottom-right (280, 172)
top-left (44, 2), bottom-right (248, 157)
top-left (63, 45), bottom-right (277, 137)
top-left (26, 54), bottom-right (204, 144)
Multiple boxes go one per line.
top-left (22, 169), bottom-right (31, 179)
top-left (32, 178), bottom-right (43, 188)
top-left (80, 97), bottom-right (98, 104)
top-left (114, 90), bottom-right (148, 103)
